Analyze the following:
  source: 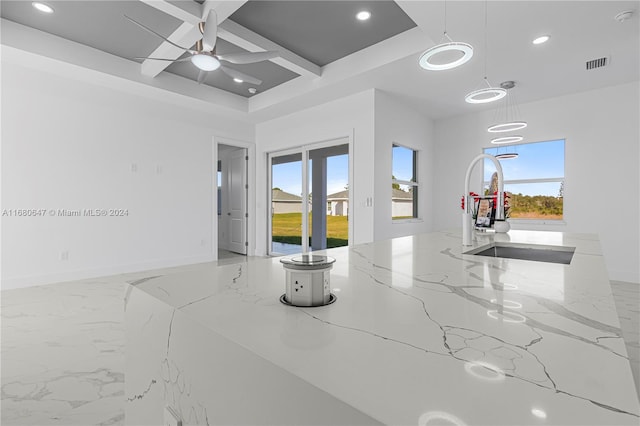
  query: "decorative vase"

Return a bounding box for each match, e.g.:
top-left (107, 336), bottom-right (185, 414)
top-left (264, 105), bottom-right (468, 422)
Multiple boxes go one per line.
top-left (494, 220), bottom-right (510, 233)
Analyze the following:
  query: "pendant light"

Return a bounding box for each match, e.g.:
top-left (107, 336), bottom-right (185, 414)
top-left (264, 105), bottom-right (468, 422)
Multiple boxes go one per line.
top-left (465, 1), bottom-right (505, 104)
top-left (491, 136), bottom-right (523, 144)
top-left (488, 81), bottom-right (528, 134)
top-left (419, 0), bottom-right (473, 71)
top-left (495, 145), bottom-right (519, 160)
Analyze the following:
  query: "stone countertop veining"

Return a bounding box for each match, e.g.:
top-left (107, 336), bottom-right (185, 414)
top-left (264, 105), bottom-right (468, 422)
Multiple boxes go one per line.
top-left (131, 230), bottom-right (639, 425)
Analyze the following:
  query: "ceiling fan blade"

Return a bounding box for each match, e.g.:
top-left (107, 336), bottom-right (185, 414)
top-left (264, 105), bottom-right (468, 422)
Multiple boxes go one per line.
top-left (220, 66), bottom-right (262, 85)
top-left (202, 9), bottom-right (217, 51)
top-left (217, 51), bottom-right (278, 65)
top-left (124, 15), bottom-right (193, 52)
top-left (133, 56), bottom-right (192, 62)
top-left (197, 70), bottom-right (208, 85)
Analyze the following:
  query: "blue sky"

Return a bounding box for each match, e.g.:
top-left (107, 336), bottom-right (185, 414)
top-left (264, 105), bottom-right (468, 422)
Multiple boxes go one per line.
top-left (272, 154), bottom-right (349, 196)
top-left (273, 146), bottom-right (415, 196)
top-left (392, 145), bottom-right (415, 182)
top-left (271, 140), bottom-right (564, 198)
top-left (484, 139), bottom-right (564, 196)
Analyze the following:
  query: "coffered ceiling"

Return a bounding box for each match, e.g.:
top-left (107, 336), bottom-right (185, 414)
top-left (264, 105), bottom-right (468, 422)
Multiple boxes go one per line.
top-left (1, 0), bottom-right (415, 97)
top-left (1, 1), bottom-right (638, 121)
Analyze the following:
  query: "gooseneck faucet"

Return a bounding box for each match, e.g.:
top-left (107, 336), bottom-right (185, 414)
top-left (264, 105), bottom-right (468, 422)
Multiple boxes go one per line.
top-left (463, 154), bottom-right (504, 245)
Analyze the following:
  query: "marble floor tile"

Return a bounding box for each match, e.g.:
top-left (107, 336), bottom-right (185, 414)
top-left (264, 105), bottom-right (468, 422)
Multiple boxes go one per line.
top-left (2, 265), bottom-right (638, 425)
top-left (1, 277), bottom-right (126, 426)
top-left (1, 258), bottom-right (252, 425)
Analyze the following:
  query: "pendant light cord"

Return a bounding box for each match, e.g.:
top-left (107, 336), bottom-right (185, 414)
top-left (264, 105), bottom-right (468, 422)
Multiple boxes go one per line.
top-left (444, 0), bottom-right (447, 34)
top-left (483, 0), bottom-right (488, 81)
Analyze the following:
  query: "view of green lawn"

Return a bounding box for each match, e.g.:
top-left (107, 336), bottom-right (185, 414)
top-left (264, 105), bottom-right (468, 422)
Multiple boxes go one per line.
top-left (271, 213), bottom-right (348, 248)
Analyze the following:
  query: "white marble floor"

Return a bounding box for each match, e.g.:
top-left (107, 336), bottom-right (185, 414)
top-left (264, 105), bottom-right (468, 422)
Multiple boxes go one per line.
top-left (2, 263), bottom-right (638, 425)
top-left (217, 248), bottom-right (247, 265)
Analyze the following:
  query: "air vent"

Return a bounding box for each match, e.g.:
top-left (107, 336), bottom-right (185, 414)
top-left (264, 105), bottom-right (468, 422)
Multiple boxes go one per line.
top-left (586, 57), bottom-right (608, 70)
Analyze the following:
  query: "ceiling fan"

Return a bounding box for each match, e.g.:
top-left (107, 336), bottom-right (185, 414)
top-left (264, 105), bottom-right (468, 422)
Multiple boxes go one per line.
top-left (125, 10), bottom-right (278, 85)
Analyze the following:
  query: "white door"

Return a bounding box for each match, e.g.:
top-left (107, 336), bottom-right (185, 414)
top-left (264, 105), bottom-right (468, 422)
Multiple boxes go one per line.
top-left (227, 148), bottom-right (247, 254)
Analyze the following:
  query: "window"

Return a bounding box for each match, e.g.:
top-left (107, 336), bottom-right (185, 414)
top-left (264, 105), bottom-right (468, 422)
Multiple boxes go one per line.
top-left (483, 139), bottom-right (564, 220)
top-left (392, 144), bottom-right (418, 220)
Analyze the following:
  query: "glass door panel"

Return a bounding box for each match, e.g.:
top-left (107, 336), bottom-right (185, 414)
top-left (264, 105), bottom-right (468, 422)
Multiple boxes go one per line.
top-left (308, 144), bottom-right (349, 250)
top-left (271, 153), bottom-right (303, 255)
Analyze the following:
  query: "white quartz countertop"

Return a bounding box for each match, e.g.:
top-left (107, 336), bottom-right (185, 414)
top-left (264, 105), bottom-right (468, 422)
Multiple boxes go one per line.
top-left (130, 230), bottom-right (639, 425)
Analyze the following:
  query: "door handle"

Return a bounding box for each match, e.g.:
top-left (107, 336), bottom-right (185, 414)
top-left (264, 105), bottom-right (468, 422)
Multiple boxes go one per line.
top-left (227, 212), bottom-right (231, 216)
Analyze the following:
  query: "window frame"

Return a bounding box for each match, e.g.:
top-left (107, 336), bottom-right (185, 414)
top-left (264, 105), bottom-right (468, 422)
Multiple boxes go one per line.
top-left (391, 143), bottom-right (420, 221)
top-left (482, 139), bottom-right (565, 222)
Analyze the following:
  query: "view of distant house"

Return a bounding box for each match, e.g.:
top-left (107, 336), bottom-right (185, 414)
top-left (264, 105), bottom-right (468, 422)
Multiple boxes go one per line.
top-left (271, 188), bottom-right (304, 214)
top-left (391, 188), bottom-right (414, 217)
top-left (327, 190), bottom-right (349, 216)
top-left (326, 189), bottom-right (413, 217)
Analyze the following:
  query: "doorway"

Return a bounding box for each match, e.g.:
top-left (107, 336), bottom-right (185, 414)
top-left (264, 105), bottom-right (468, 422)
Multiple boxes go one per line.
top-left (218, 144), bottom-right (248, 256)
top-left (268, 139), bottom-right (350, 256)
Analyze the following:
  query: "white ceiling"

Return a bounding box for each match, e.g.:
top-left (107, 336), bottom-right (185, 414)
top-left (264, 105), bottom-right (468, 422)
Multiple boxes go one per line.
top-left (1, 1), bottom-right (638, 122)
top-left (385, 0), bottom-right (640, 119)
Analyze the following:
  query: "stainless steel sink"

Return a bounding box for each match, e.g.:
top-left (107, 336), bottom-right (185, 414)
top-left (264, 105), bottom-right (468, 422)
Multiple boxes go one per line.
top-left (464, 242), bottom-right (575, 264)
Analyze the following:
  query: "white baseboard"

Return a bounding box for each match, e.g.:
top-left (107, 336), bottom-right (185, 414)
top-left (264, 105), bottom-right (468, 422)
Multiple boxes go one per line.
top-left (1, 254), bottom-right (215, 290)
top-left (608, 268), bottom-right (640, 286)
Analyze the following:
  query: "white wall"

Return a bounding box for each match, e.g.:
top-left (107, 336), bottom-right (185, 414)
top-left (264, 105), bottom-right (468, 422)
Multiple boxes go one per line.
top-left (1, 62), bottom-right (254, 289)
top-left (255, 90), bottom-right (376, 255)
top-left (433, 82), bottom-right (640, 283)
top-left (255, 90), bottom-right (436, 253)
top-left (374, 91), bottom-right (435, 241)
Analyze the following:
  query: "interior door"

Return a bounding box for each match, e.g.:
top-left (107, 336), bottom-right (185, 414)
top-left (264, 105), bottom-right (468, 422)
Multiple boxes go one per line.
top-left (228, 148), bottom-right (247, 254)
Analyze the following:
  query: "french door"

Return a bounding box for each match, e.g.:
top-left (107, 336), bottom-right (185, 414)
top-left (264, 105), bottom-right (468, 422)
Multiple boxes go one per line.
top-left (268, 139), bottom-right (350, 256)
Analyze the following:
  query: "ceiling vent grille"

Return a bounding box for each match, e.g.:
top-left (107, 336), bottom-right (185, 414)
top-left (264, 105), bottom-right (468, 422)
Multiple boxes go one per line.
top-left (586, 57), bottom-right (608, 70)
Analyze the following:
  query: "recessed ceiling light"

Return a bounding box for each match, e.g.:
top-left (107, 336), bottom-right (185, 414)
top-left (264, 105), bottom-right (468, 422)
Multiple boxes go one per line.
top-left (356, 11), bottom-right (371, 21)
top-left (531, 408), bottom-right (547, 419)
top-left (532, 35), bottom-right (550, 45)
top-left (233, 78), bottom-right (243, 83)
top-left (32, 2), bottom-right (54, 13)
top-left (248, 88), bottom-right (257, 94)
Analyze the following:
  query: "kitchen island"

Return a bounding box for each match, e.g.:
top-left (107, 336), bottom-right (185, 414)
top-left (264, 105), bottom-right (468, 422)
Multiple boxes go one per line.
top-left (125, 230), bottom-right (639, 425)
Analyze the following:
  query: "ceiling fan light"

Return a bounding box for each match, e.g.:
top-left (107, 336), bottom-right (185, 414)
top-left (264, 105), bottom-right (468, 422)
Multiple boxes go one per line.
top-left (487, 121), bottom-right (528, 133)
top-left (419, 41), bottom-right (473, 71)
top-left (491, 136), bottom-right (524, 144)
top-left (191, 53), bottom-right (220, 71)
